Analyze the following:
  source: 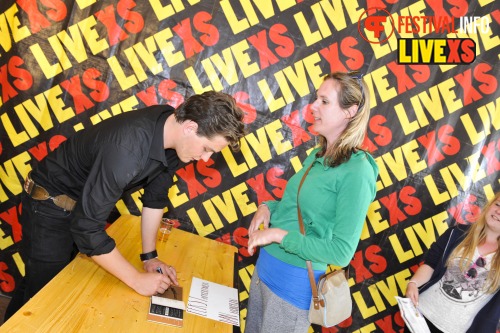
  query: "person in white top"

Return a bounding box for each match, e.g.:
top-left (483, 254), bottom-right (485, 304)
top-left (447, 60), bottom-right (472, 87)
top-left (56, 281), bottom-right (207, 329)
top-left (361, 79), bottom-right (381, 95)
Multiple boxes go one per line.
top-left (405, 191), bottom-right (500, 333)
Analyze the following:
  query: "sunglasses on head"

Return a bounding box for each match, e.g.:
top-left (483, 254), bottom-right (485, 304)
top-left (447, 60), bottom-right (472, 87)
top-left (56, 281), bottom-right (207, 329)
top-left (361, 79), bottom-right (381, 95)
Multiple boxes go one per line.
top-left (464, 256), bottom-right (486, 280)
top-left (347, 71), bottom-right (365, 108)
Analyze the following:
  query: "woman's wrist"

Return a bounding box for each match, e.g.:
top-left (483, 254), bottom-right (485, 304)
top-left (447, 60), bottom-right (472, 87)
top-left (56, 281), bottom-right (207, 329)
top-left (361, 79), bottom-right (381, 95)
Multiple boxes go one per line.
top-left (259, 203), bottom-right (271, 217)
top-left (274, 228), bottom-right (288, 243)
top-left (407, 280), bottom-right (418, 287)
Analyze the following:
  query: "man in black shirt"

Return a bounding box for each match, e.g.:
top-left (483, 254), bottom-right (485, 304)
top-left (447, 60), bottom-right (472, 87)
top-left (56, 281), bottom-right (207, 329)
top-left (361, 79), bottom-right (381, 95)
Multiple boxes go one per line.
top-left (5, 91), bottom-right (245, 320)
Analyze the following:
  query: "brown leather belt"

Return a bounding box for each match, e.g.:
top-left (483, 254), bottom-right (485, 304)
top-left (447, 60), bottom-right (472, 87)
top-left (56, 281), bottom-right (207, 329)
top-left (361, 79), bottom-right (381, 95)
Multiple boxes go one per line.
top-left (24, 172), bottom-right (76, 211)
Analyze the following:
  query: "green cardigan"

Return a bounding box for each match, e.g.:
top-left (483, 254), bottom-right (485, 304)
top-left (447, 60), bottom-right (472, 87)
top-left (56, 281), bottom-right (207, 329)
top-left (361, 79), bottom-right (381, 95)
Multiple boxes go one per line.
top-left (263, 148), bottom-right (379, 271)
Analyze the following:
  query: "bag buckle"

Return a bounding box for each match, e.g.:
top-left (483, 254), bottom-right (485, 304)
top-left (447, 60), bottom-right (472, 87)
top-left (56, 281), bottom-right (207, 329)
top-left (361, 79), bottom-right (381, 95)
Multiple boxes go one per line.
top-left (312, 297), bottom-right (324, 309)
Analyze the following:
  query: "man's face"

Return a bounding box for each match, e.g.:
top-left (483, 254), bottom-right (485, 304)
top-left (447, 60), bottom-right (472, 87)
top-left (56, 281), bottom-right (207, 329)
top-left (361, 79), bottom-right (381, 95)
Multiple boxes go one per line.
top-left (177, 128), bottom-right (229, 163)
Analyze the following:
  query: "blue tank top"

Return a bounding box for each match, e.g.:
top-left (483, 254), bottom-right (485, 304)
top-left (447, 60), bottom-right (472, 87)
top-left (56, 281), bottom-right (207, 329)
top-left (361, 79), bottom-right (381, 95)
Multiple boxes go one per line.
top-left (256, 248), bottom-right (324, 310)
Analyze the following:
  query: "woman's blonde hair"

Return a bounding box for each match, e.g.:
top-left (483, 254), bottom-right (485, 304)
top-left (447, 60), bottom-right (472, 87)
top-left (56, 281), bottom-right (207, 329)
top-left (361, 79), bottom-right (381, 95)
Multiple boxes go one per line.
top-left (446, 191), bottom-right (500, 293)
top-left (316, 71), bottom-right (371, 167)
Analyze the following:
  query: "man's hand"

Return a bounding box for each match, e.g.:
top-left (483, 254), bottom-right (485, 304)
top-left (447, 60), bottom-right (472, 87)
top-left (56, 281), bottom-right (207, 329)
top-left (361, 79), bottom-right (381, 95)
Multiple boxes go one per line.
top-left (143, 258), bottom-right (178, 286)
top-left (92, 248), bottom-right (178, 296)
top-left (133, 271), bottom-right (173, 296)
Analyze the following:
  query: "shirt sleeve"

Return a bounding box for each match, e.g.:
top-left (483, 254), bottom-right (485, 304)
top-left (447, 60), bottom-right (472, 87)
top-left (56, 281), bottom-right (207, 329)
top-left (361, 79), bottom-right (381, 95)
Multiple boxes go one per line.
top-left (423, 226), bottom-right (455, 269)
top-left (70, 144), bottom-right (141, 256)
top-left (141, 168), bottom-right (175, 208)
top-left (263, 200), bottom-right (279, 214)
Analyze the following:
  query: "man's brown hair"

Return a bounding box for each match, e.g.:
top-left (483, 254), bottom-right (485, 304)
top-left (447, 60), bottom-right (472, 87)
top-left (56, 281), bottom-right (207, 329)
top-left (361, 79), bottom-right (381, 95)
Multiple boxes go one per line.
top-left (175, 91), bottom-right (246, 151)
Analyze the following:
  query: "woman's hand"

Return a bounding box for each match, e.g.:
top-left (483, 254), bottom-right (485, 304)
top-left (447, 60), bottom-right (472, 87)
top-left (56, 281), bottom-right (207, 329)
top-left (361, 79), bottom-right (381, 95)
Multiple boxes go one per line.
top-left (405, 264), bottom-right (433, 306)
top-left (405, 282), bottom-right (420, 306)
top-left (248, 228), bottom-right (287, 255)
top-left (248, 204), bottom-right (271, 237)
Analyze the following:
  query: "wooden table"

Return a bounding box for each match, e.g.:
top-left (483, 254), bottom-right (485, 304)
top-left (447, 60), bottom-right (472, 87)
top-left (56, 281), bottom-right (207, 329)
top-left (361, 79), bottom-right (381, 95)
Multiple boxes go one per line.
top-left (1, 215), bottom-right (238, 332)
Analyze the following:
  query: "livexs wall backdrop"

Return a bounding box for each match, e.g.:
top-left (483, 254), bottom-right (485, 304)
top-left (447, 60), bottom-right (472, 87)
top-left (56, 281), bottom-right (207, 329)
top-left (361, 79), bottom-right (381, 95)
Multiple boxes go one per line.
top-left (0, 0), bottom-right (499, 332)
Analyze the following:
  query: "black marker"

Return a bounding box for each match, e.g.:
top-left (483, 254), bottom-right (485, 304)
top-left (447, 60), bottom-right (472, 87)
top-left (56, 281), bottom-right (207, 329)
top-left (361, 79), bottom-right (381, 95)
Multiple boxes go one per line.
top-left (156, 267), bottom-right (163, 274)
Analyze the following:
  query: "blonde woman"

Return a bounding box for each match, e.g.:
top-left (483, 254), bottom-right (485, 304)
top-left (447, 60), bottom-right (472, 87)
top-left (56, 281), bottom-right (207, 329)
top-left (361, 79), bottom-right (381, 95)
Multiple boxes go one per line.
top-left (405, 192), bottom-right (500, 333)
top-left (245, 72), bottom-right (379, 332)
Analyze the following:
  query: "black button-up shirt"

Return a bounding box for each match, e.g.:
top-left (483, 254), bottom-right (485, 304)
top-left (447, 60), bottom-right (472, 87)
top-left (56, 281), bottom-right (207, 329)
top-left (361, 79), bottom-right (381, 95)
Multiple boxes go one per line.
top-left (32, 105), bottom-right (179, 256)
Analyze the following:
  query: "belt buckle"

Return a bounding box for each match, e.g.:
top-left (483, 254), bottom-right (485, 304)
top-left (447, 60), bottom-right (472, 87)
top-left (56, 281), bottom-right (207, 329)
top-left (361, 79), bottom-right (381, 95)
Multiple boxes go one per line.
top-left (53, 195), bottom-right (76, 211)
top-left (25, 175), bottom-right (50, 200)
top-left (23, 173), bottom-right (76, 211)
top-left (24, 176), bottom-right (34, 194)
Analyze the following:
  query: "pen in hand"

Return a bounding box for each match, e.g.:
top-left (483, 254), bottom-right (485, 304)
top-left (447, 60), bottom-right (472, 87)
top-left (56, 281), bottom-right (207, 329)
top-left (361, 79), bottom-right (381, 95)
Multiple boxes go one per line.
top-left (155, 267), bottom-right (164, 296)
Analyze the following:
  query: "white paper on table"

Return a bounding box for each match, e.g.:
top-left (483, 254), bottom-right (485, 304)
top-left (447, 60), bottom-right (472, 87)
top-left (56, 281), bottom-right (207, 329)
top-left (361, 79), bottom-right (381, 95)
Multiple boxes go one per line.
top-left (395, 296), bottom-right (431, 333)
top-left (186, 277), bottom-right (240, 326)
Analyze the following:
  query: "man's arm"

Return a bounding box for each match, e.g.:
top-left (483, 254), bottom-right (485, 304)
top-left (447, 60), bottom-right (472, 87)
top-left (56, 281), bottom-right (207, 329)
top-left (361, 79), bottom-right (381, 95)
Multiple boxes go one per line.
top-left (91, 207), bottom-right (177, 295)
top-left (141, 207), bottom-right (163, 253)
top-left (140, 206), bottom-right (179, 285)
top-left (92, 247), bottom-right (171, 296)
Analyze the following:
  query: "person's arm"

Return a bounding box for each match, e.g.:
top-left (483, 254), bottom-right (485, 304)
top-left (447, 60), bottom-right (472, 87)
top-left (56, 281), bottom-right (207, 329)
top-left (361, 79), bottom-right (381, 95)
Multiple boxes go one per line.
top-left (140, 207), bottom-right (179, 285)
top-left (281, 161), bottom-right (377, 267)
top-left (404, 227), bottom-right (458, 306)
top-left (248, 226), bottom-right (287, 256)
top-left (247, 152), bottom-right (318, 255)
top-left (404, 227), bottom-right (456, 306)
top-left (141, 207), bottom-right (163, 253)
top-left (71, 145), bottom-right (142, 255)
top-left (422, 226), bottom-right (456, 269)
top-left (247, 198), bottom-right (282, 255)
top-left (405, 264), bottom-right (434, 306)
top-left (248, 204), bottom-right (271, 237)
top-left (73, 146), bottom-right (177, 292)
top-left (92, 247), bottom-right (172, 295)
top-left (87, 200), bottom-right (177, 295)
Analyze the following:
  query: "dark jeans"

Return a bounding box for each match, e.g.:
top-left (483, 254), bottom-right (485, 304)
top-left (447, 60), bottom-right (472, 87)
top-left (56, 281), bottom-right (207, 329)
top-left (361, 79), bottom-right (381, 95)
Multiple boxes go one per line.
top-left (4, 193), bottom-right (78, 321)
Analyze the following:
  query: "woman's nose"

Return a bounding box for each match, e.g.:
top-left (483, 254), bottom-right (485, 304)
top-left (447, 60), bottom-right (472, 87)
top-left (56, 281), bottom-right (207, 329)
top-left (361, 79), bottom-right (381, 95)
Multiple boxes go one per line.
top-left (310, 99), bottom-right (319, 111)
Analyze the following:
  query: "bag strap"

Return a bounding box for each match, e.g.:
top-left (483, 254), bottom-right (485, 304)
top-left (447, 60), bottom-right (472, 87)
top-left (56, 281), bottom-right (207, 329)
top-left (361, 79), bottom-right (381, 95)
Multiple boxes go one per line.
top-left (296, 161), bottom-right (324, 309)
top-left (296, 160), bottom-right (351, 310)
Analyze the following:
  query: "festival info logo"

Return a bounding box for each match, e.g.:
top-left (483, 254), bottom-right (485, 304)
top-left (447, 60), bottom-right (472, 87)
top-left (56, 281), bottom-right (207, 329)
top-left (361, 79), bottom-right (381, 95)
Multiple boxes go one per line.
top-left (357, 8), bottom-right (484, 64)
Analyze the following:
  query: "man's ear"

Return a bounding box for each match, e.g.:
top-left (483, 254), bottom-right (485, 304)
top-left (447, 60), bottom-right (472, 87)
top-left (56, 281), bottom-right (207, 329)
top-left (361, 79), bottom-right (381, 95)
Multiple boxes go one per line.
top-left (183, 120), bottom-right (198, 135)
